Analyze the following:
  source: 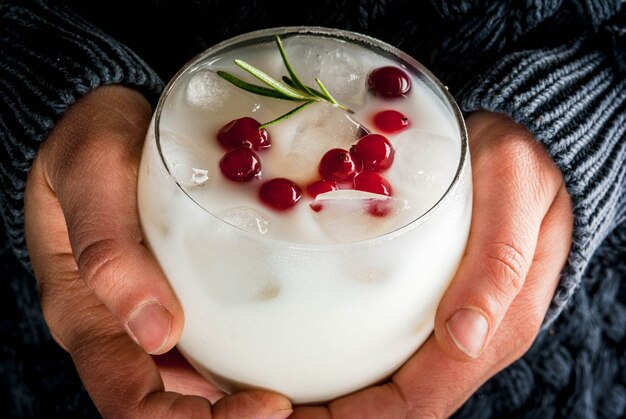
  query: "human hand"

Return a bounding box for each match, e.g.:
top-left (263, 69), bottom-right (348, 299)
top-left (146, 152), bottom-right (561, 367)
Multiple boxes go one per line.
top-left (290, 110), bottom-right (574, 418)
top-left (24, 85), bottom-right (292, 418)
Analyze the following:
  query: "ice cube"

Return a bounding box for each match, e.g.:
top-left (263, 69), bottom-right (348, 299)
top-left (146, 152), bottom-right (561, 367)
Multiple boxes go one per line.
top-left (310, 190), bottom-right (409, 242)
top-left (191, 168), bottom-right (209, 186)
top-left (390, 129), bottom-right (460, 194)
top-left (183, 227), bottom-right (279, 303)
top-left (218, 207), bottom-right (270, 235)
top-left (185, 70), bottom-right (232, 109)
top-left (285, 40), bottom-right (367, 108)
top-left (159, 131), bottom-right (213, 188)
top-left (279, 104), bottom-right (369, 183)
top-left (184, 70), bottom-right (262, 116)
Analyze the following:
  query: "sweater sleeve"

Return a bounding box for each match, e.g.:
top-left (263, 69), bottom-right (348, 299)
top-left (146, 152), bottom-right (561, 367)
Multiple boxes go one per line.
top-left (0, 0), bottom-right (164, 269)
top-left (454, 1), bottom-right (626, 325)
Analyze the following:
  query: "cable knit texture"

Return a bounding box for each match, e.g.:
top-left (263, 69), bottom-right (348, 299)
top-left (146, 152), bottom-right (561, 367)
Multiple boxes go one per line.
top-left (0, 0), bottom-right (163, 269)
top-left (461, 38), bottom-right (626, 324)
top-left (1, 0), bottom-right (625, 417)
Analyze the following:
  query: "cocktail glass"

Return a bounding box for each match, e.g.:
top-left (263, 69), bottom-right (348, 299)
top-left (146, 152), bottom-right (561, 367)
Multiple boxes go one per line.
top-left (137, 26), bottom-right (471, 404)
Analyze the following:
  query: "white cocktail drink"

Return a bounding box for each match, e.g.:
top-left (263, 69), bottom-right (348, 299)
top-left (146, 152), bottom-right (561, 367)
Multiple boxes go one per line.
top-left (138, 27), bottom-right (471, 404)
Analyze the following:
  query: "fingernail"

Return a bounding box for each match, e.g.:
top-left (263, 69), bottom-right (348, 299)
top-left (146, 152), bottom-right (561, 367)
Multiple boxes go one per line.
top-left (127, 302), bottom-right (171, 354)
top-left (269, 409), bottom-right (293, 419)
top-left (445, 307), bottom-right (489, 359)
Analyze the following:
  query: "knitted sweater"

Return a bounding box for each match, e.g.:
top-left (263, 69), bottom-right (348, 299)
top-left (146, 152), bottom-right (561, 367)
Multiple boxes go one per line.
top-left (1, 0), bottom-right (625, 417)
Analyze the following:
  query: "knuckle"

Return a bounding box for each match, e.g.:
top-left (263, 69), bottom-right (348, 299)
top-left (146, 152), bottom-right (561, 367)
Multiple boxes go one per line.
top-left (78, 238), bottom-right (127, 297)
top-left (55, 130), bottom-right (137, 188)
top-left (160, 397), bottom-right (193, 419)
top-left (407, 406), bottom-right (442, 419)
top-left (482, 241), bottom-right (529, 300)
top-left (402, 386), bottom-right (447, 419)
top-left (133, 394), bottom-right (209, 419)
top-left (492, 134), bottom-right (561, 200)
top-left (488, 131), bottom-right (536, 169)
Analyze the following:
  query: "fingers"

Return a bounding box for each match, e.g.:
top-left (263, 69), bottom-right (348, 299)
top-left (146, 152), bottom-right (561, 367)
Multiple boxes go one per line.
top-left (25, 150), bottom-right (293, 418)
top-left (289, 111), bottom-right (573, 418)
top-left (153, 349), bottom-right (227, 403)
top-left (290, 179), bottom-right (572, 419)
top-left (393, 182), bottom-right (573, 418)
top-left (37, 86), bottom-right (183, 354)
top-left (433, 112), bottom-right (565, 360)
top-left (290, 384), bottom-right (409, 419)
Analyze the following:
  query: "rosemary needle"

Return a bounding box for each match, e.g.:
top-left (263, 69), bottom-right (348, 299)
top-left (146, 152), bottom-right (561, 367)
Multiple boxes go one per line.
top-left (217, 34), bottom-right (353, 128)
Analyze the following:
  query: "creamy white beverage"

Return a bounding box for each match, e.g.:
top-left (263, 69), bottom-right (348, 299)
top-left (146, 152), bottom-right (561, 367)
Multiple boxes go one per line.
top-left (138, 27), bottom-right (471, 403)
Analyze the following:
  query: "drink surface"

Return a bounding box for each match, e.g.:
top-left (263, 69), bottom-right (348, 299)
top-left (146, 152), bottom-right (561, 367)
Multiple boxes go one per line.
top-left (138, 29), bottom-right (471, 404)
top-left (156, 34), bottom-right (461, 243)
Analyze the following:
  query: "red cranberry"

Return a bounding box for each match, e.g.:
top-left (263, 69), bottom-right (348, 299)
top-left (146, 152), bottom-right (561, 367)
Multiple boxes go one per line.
top-left (353, 171), bottom-right (392, 196)
top-left (368, 66), bottom-right (411, 98)
top-left (310, 202), bottom-right (324, 213)
top-left (306, 179), bottom-right (338, 198)
top-left (217, 117), bottom-right (270, 151)
top-left (319, 148), bottom-right (360, 181)
top-left (373, 110), bottom-right (410, 133)
top-left (260, 178), bottom-right (302, 210)
top-left (367, 200), bottom-right (390, 217)
top-left (351, 134), bottom-right (395, 172)
top-left (219, 148), bottom-right (261, 182)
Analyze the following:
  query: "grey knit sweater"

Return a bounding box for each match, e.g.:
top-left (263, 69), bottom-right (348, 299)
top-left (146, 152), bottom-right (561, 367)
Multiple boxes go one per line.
top-left (1, 0), bottom-right (625, 417)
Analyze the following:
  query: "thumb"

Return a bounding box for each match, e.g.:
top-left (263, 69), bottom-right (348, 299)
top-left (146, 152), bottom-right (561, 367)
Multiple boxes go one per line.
top-left (434, 112), bottom-right (563, 360)
top-left (40, 86), bottom-right (183, 354)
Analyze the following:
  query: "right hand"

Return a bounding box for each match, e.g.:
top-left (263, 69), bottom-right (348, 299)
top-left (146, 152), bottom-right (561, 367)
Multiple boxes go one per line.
top-left (24, 85), bottom-right (292, 418)
top-left (290, 111), bottom-right (573, 418)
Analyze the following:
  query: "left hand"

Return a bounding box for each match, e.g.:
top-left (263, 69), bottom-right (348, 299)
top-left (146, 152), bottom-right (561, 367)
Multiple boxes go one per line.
top-left (24, 85), bottom-right (292, 418)
top-left (291, 110), bottom-right (574, 418)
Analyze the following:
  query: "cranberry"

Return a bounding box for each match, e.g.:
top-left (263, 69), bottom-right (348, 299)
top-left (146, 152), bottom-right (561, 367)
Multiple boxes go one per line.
top-left (310, 201), bottom-right (324, 213)
top-left (306, 179), bottom-right (338, 198)
top-left (366, 200), bottom-right (392, 217)
top-left (353, 171), bottom-right (392, 196)
top-left (368, 66), bottom-right (411, 98)
top-left (351, 134), bottom-right (395, 172)
top-left (260, 178), bottom-right (302, 210)
top-left (219, 147), bottom-right (261, 182)
top-left (373, 110), bottom-right (410, 133)
top-left (217, 117), bottom-right (270, 151)
top-left (318, 148), bottom-right (360, 181)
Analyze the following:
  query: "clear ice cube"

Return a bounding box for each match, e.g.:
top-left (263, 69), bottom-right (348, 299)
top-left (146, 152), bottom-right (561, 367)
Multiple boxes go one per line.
top-left (219, 206), bottom-right (270, 235)
top-left (285, 41), bottom-right (367, 108)
top-left (390, 129), bottom-right (459, 193)
top-left (159, 131), bottom-right (212, 188)
top-left (310, 190), bottom-right (409, 242)
top-left (184, 70), bottom-right (232, 109)
top-left (191, 168), bottom-right (209, 186)
top-left (184, 69), bottom-right (262, 116)
top-left (279, 104), bottom-right (368, 183)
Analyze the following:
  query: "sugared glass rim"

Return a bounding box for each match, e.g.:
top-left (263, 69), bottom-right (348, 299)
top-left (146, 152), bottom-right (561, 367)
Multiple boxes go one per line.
top-left (153, 26), bottom-right (469, 250)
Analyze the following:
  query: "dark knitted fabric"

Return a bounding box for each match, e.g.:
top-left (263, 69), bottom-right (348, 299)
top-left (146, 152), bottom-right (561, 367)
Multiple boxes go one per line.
top-left (0, 0), bottom-right (163, 270)
top-left (462, 37), bottom-right (626, 325)
top-left (0, 222), bottom-right (99, 417)
top-left (1, 0), bottom-right (625, 417)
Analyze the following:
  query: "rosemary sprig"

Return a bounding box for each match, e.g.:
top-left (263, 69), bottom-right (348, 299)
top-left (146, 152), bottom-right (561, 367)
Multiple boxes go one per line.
top-left (217, 34), bottom-right (353, 128)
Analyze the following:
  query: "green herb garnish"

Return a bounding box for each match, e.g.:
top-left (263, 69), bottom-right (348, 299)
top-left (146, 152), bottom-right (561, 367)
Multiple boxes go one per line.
top-left (217, 35), bottom-right (353, 128)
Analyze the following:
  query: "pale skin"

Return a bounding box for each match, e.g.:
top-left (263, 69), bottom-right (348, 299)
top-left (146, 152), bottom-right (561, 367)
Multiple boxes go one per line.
top-left (24, 85), bottom-right (573, 418)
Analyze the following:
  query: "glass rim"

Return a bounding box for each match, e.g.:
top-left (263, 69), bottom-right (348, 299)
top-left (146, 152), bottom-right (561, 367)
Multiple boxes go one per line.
top-left (153, 26), bottom-right (469, 250)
